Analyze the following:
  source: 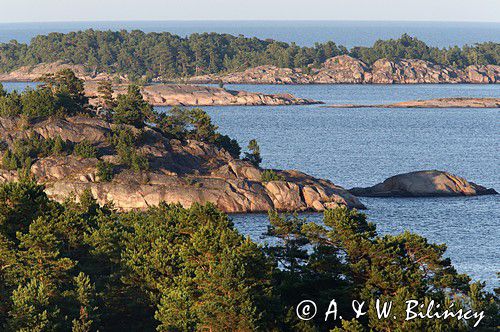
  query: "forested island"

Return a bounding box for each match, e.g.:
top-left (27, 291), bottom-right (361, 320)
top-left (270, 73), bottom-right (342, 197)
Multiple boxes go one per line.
top-left (0, 31), bottom-right (498, 83)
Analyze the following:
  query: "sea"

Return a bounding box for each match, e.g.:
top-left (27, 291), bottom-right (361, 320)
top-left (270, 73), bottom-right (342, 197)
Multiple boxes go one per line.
top-left (0, 21), bottom-right (499, 288)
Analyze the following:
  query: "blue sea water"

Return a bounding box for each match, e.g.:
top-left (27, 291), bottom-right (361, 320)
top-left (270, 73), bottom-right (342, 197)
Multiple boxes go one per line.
top-left (0, 20), bottom-right (498, 288)
top-left (0, 20), bottom-right (499, 47)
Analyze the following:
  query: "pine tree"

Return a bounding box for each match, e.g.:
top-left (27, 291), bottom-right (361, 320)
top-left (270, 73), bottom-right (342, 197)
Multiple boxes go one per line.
top-left (96, 81), bottom-right (115, 109)
top-left (244, 139), bottom-right (262, 167)
top-left (113, 85), bottom-right (152, 127)
top-left (7, 280), bottom-right (59, 332)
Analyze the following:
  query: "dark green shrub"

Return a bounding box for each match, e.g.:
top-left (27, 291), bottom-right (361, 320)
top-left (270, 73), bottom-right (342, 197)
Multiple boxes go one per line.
top-left (108, 127), bottom-right (149, 172)
top-left (0, 91), bottom-right (22, 117)
top-left (244, 139), bottom-right (262, 167)
top-left (2, 150), bottom-right (18, 170)
top-left (113, 85), bottom-right (152, 128)
top-left (51, 136), bottom-right (67, 156)
top-left (214, 134), bottom-right (241, 159)
top-left (261, 169), bottom-right (285, 183)
top-left (74, 141), bottom-right (98, 159)
top-left (96, 160), bottom-right (114, 182)
top-left (20, 87), bottom-right (59, 118)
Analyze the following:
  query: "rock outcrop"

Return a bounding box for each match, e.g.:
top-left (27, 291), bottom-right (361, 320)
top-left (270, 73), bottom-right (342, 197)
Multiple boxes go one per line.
top-left (349, 170), bottom-right (497, 197)
top-left (84, 83), bottom-right (320, 106)
top-left (326, 97), bottom-right (500, 108)
top-left (312, 55), bottom-right (372, 83)
top-left (0, 61), bottom-right (122, 82)
top-left (2, 57), bottom-right (498, 85)
top-left (0, 116), bottom-right (364, 212)
top-left (189, 56), bottom-right (500, 84)
top-left (190, 66), bottom-right (312, 85)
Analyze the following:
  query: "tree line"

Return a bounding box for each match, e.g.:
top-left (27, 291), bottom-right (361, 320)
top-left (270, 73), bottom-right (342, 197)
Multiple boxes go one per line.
top-left (0, 30), bottom-right (498, 81)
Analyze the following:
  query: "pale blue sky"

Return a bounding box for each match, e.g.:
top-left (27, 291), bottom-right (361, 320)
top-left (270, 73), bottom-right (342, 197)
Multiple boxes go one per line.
top-left (0, 0), bottom-right (499, 23)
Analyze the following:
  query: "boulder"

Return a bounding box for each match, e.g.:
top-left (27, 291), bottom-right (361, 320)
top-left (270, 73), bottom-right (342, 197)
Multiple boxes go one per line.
top-left (350, 170), bottom-right (497, 197)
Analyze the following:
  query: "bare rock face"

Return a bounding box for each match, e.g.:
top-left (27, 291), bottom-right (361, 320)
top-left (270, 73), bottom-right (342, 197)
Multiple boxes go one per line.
top-left (349, 170), bottom-right (497, 197)
top-left (313, 55), bottom-right (372, 83)
top-left (464, 65), bottom-right (500, 83)
top-left (85, 83), bottom-right (320, 106)
top-left (189, 66), bottom-right (313, 84)
top-left (188, 56), bottom-right (499, 84)
top-left (0, 61), bottom-right (122, 82)
top-left (0, 116), bottom-right (364, 212)
top-left (370, 59), bottom-right (462, 83)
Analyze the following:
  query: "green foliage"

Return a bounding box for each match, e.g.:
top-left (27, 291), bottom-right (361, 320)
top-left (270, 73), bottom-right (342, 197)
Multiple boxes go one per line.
top-left (1, 31), bottom-right (497, 81)
top-left (154, 107), bottom-right (241, 158)
top-left (7, 279), bottom-right (59, 332)
top-left (108, 126), bottom-right (149, 172)
top-left (0, 69), bottom-right (88, 119)
top-left (0, 134), bottom-right (60, 171)
top-left (73, 140), bottom-right (98, 159)
top-left (113, 85), bottom-right (152, 127)
top-left (0, 178), bottom-right (498, 331)
top-left (96, 160), bottom-right (114, 182)
top-left (244, 139), bottom-right (262, 167)
top-left (261, 169), bottom-right (285, 183)
top-left (20, 87), bottom-right (59, 118)
top-left (96, 80), bottom-right (115, 109)
top-left (214, 133), bottom-right (241, 159)
top-left (39, 68), bottom-right (88, 114)
top-left (0, 180), bottom-right (51, 239)
top-left (2, 150), bottom-right (18, 170)
top-left (0, 90), bottom-right (22, 116)
top-left (51, 136), bottom-right (66, 156)
top-left (71, 272), bottom-right (97, 332)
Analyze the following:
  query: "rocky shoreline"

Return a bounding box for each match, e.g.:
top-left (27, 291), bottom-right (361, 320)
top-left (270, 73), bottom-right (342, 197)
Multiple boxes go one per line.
top-left (325, 97), bottom-right (500, 108)
top-left (0, 116), bottom-right (363, 212)
top-left (85, 82), bottom-right (320, 106)
top-left (189, 55), bottom-right (500, 84)
top-left (1, 56), bottom-right (498, 86)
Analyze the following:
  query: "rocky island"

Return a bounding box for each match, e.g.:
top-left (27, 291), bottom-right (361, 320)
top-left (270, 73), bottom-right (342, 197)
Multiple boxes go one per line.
top-left (350, 170), bottom-right (497, 197)
top-left (1, 32), bottom-right (498, 85)
top-left (85, 82), bottom-right (320, 106)
top-left (326, 97), bottom-right (500, 108)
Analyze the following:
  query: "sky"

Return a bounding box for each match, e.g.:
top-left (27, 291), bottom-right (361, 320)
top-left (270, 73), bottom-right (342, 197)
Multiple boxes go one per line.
top-left (0, 0), bottom-right (499, 23)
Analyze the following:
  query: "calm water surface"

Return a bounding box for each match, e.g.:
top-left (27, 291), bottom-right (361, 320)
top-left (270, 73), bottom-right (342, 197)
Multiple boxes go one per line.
top-left (2, 82), bottom-right (499, 288)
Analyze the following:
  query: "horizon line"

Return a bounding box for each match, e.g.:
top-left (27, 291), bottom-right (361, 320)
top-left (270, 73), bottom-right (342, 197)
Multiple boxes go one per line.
top-left (1, 19), bottom-right (500, 25)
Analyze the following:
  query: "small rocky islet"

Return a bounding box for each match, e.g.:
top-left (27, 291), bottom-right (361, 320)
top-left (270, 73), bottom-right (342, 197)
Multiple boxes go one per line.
top-left (325, 97), bottom-right (500, 108)
top-left (350, 170), bottom-right (498, 197)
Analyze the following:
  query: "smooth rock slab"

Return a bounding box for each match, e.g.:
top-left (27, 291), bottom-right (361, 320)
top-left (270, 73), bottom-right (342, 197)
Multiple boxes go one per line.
top-left (349, 170), bottom-right (497, 197)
